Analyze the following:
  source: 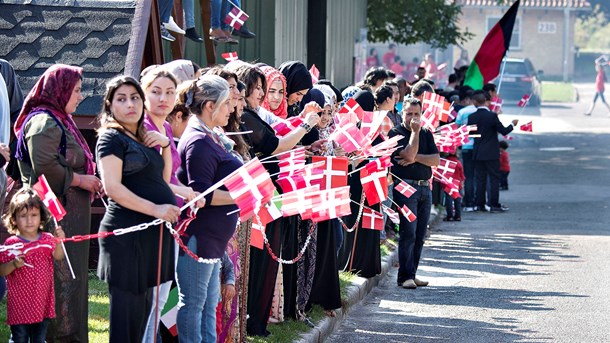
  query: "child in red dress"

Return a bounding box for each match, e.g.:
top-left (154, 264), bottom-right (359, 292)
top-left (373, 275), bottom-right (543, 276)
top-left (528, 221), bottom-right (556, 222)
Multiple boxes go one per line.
top-left (0, 188), bottom-right (65, 343)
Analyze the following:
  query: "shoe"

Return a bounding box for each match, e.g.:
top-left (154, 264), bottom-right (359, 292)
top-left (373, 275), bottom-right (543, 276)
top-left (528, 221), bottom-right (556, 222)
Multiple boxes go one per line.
top-left (413, 277), bottom-right (428, 287)
top-left (160, 26), bottom-right (175, 42)
top-left (232, 24), bottom-right (256, 38)
top-left (430, 207), bottom-right (439, 216)
top-left (164, 16), bottom-right (185, 34)
top-left (443, 216), bottom-right (453, 222)
top-left (401, 279), bottom-right (417, 289)
top-left (185, 28), bottom-right (203, 42)
top-left (454, 217), bottom-right (461, 221)
top-left (490, 205), bottom-right (509, 212)
top-left (463, 206), bottom-right (475, 212)
top-left (475, 206), bottom-right (488, 212)
top-left (584, 112), bottom-right (591, 116)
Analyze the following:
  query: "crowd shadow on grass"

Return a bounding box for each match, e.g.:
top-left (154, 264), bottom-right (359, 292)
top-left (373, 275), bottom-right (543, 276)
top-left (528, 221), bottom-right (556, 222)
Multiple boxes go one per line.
top-left (420, 233), bottom-right (580, 277)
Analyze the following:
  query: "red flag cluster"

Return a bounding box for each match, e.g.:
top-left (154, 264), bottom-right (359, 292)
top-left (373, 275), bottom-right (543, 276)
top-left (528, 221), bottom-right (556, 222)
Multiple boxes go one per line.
top-left (434, 123), bottom-right (476, 153)
top-left (271, 117), bottom-right (304, 137)
top-left (490, 96), bottom-right (503, 113)
top-left (224, 158), bottom-right (276, 221)
top-left (421, 92), bottom-right (455, 129)
top-left (433, 158), bottom-right (461, 199)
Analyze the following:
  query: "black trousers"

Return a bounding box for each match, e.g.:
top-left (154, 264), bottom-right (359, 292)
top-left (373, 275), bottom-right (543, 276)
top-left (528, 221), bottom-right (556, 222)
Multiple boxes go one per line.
top-left (474, 159), bottom-right (501, 208)
top-left (108, 285), bottom-right (152, 343)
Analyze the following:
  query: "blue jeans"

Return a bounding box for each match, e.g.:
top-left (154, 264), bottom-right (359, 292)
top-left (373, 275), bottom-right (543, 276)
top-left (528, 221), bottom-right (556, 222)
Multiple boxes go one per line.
top-left (393, 183), bottom-right (432, 283)
top-left (461, 149), bottom-right (475, 207)
top-left (176, 236), bottom-right (221, 343)
top-left (183, 0), bottom-right (196, 28)
top-left (10, 319), bottom-right (49, 343)
top-left (211, 0), bottom-right (241, 30)
top-left (444, 193), bottom-right (462, 218)
top-left (158, 0), bottom-right (174, 23)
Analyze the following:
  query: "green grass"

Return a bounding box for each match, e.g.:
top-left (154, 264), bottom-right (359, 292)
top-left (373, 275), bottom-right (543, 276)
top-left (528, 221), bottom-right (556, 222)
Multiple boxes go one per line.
top-left (246, 305), bottom-right (325, 343)
top-left (541, 81), bottom-right (576, 102)
top-left (0, 271), bottom-right (110, 342)
top-left (339, 271), bottom-right (359, 302)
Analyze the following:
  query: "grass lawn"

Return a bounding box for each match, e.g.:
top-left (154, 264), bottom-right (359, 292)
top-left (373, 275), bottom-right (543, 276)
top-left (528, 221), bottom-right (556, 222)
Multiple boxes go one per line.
top-left (541, 81), bottom-right (576, 102)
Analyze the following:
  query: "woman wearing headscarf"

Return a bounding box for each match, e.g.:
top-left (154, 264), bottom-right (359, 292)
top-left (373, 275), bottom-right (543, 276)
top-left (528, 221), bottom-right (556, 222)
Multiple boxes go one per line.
top-left (260, 66), bottom-right (288, 120)
top-left (14, 64), bottom-right (99, 342)
top-left (337, 90), bottom-right (382, 278)
top-left (235, 63), bottom-right (320, 336)
top-left (279, 61), bottom-right (313, 118)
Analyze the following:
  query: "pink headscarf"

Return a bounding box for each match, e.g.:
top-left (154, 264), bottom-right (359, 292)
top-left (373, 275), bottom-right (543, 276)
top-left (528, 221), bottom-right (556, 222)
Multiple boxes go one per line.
top-left (14, 64), bottom-right (95, 175)
top-left (260, 66), bottom-right (288, 119)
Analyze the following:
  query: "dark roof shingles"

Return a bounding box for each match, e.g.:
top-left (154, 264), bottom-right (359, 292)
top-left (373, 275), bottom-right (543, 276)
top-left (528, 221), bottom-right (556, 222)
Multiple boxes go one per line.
top-left (457, 0), bottom-right (591, 8)
top-left (0, 3), bottom-right (136, 116)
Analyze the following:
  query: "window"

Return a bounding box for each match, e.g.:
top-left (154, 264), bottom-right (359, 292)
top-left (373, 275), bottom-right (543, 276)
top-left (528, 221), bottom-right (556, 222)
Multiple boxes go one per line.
top-left (486, 16), bottom-right (521, 50)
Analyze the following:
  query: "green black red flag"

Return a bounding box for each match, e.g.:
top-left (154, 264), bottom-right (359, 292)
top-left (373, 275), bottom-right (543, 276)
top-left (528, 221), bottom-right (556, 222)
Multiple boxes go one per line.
top-left (463, 0), bottom-right (521, 90)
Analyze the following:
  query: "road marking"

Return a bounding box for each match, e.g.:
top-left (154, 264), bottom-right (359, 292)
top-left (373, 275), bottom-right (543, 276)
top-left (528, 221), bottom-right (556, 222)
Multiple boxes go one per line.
top-left (539, 147), bottom-right (575, 151)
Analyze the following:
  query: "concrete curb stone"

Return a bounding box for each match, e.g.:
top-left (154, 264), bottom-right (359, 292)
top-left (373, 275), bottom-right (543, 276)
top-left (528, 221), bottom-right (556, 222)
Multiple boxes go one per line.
top-left (297, 206), bottom-right (441, 343)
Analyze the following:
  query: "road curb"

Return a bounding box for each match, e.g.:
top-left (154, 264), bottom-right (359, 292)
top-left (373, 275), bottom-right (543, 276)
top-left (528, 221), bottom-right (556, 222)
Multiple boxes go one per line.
top-left (297, 207), bottom-right (441, 343)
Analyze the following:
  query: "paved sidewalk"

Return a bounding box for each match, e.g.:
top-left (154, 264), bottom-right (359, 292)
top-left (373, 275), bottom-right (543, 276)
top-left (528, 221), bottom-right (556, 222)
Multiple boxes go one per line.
top-left (297, 208), bottom-right (441, 343)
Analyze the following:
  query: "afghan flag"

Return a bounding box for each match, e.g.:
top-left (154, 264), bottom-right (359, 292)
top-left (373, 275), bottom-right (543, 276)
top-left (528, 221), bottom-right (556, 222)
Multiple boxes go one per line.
top-left (463, 0), bottom-right (520, 90)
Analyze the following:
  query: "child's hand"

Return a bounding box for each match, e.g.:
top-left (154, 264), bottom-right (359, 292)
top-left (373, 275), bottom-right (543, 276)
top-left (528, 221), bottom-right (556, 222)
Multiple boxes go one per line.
top-left (13, 256), bottom-right (24, 269)
top-left (54, 226), bottom-right (66, 239)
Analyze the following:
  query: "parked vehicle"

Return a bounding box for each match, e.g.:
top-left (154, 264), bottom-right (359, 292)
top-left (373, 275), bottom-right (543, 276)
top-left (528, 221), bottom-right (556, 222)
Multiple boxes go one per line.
top-left (497, 58), bottom-right (542, 106)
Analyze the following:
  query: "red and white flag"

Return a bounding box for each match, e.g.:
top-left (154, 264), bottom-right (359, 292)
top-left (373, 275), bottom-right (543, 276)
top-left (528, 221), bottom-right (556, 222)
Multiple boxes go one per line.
top-left (311, 156), bottom-right (348, 190)
top-left (439, 101), bottom-right (455, 122)
top-left (360, 168), bottom-right (388, 205)
top-left (280, 185), bottom-right (319, 217)
top-left (329, 121), bottom-right (366, 153)
top-left (362, 208), bottom-right (384, 230)
top-left (444, 182), bottom-right (461, 199)
top-left (309, 64), bottom-right (320, 84)
top-left (399, 205), bottom-right (417, 223)
top-left (490, 97), bottom-right (503, 112)
top-left (394, 181), bottom-right (416, 198)
top-left (221, 52), bottom-right (239, 62)
top-left (250, 221), bottom-right (265, 249)
top-left (32, 174), bottom-right (67, 221)
top-left (365, 156), bottom-right (392, 173)
top-left (256, 201), bottom-right (282, 226)
top-left (224, 7), bottom-right (249, 30)
top-left (302, 162), bottom-right (325, 187)
top-left (519, 121), bottom-right (533, 132)
top-left (271, 117), bottom-right (304, 137)
top-left (224, 158), bottom-right (276, 221)
top-left (278, 147), bottom-right (306, 178)
top-left (420, 107), bottom-right (439, 131)
top-left (518, 94), bottom-right (530, 107)
top-left (310, 186), bottom-right (351, 222)
top-left (337, 98), bottom-right (364, 123)
top-left (381, 204), bottom-right (400, 224)
top-left (276, 175), bottom-right (307, 193)
top-left (433, 158), bottom-right (457, 182)
top-left (360, 111), bottom-right (386, 140)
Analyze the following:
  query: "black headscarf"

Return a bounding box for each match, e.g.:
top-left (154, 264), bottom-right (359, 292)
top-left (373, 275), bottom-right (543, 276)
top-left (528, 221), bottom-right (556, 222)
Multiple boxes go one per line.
top-left (279, 61), bottom-right (313, 96)
top-left (352, 90), bottom-right (375, 112)
top-left (299, 88), bottom-right (325, 112)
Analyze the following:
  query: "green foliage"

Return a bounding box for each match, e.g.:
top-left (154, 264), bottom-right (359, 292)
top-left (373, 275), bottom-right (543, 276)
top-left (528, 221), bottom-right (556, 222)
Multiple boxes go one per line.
top-left (579, 1), bottom-right (610, 23)
top-left (246, 306), bottom-right (325, 343)
top-left (575, 11), bottom-right (610, 52)
top-left (367, 0), bottom-right (473, 48)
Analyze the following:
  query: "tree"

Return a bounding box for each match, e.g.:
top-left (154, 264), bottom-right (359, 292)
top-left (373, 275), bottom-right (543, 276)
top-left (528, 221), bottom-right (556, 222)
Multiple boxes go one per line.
top-left (580, 0), bottom-right (610, 23)
top-left (367, 0), bottom-right (473, 48)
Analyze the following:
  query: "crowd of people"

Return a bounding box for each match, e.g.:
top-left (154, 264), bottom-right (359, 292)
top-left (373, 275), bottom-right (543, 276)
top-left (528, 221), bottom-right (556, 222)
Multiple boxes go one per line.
top-left (0, 43), bottom-right (522, 342)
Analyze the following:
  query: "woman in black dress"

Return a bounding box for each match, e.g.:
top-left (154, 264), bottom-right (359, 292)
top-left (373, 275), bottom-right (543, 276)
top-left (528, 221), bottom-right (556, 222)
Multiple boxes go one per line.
top-left (96, 76), bottom-right (182, 342)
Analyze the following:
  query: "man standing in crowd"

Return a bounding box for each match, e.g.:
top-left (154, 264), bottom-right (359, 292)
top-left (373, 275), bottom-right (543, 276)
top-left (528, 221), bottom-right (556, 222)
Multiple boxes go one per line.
top-left (389, 98), bottom-right (440, 289)
top-left (468, 90), bottom-right (518, 212)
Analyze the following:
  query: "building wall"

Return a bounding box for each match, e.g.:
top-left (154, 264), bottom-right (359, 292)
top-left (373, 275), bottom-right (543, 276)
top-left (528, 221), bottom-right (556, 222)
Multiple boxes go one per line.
top-left (458, 7), bottom-right (575, 79)
top-left (326, 0), bottom-right (367, 89)
top-left (275, 0), bottom-right (308, 67)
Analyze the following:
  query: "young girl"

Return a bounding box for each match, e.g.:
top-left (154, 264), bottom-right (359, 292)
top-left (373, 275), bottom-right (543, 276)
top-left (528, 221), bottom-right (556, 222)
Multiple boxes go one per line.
top-left (0, 187), bottom-right (65, 342)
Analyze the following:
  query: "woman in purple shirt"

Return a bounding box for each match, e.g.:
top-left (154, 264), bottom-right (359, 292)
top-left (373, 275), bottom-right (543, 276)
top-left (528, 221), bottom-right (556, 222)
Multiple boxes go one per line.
top-left (176, 75), bottom-right (242, 342)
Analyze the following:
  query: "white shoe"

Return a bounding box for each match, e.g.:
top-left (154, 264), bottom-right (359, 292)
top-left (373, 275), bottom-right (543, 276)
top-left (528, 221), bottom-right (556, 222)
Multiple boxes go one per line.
top-left (401, 279), bottom-right (417, 289)
top-left (164, 16), bottom-right (185, 34)
top-left (430, 206), bottom-right (438, 216)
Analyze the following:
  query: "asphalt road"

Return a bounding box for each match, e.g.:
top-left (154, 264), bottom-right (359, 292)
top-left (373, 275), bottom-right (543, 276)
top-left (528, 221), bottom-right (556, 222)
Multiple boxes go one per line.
top-left (327, 83), bottom-right (610, 343)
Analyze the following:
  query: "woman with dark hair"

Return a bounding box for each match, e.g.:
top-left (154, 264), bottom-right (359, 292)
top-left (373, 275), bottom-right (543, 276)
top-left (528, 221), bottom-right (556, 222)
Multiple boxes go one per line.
top-left (96, 75), bottom-right (181, 342)
top-left (235, 63), bottom-right (320, 336)
top-left (14, 64), bottom-right (98, 343)
top-left (338, 90), bottom-right (382, 278)
top-left (367, 48), bottom-right (380, 68)
top-left (279, 61), bottom-right (313, 118)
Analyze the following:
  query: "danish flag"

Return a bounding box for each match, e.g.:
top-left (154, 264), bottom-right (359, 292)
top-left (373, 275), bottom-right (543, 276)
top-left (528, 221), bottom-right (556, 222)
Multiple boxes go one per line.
top-left (365, 156), bottom-right (392, 173)
top-left (302, 162), bottom-right (325, 187)
top-left (329, 121), bottom-right (366, 153)
top-left (32, 174), bottom-right (67, 221)
top-left (518, 94), bottom-right (530, 107)
top-left (221, 52), bottom-right (239, 62)
top-left (444, 182), bottom-right (461, 199)
top-left (280, 185), bottom-right (319, 217)
top-left (224, 158), bottom-right (276, 221)
top-left (360, 167), bottom-right (388, 205)
top-left (337, 98), bottom-right (364, 123)
top-left (311, 156), bottom-right (348, 190)
top-left (224, 7), bottom-right (249, 30)
top-left (394, 181), bottom-right (416, 198)
top-left (310, 186), bottom-right (351, 222)
top-left (439, 101), bottom-right (456, 122)
top-left (271, 117), bottom-right (304, 137)
top-left (309, 64), bottom-right (320, 84)
top-left (360, 111), bottom-right (386, 140)
top-left (278, 147), bottom-right (306, 178)
top-left (420, 107), bottom-right (439, 131)
top-left (382, 204), bottom-right (400, 224)
top-left (433, 158), bottom-right (457, 183)
top-left (399, 205), bottom-right (417, 223)
top-left (250, 221), bottom-right (265, 249)
top-left (276, 175), bottom-right (307, 193)
top-left (519, 121), bottom-right (533, 132)
top-left (362, 208), bottom-right (384, 230)
top-left (490, 97), bottom-right (503, 113)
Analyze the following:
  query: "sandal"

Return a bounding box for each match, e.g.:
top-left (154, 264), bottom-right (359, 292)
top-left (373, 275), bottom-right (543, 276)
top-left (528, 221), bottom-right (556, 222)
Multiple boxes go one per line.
top-left (443, 217), bottom-right (454, 222)
top-left (324, 309), bottom-right (336, 317)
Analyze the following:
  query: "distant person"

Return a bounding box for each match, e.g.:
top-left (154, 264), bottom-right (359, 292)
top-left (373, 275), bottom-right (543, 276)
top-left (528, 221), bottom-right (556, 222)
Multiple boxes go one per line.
top-left (420, 53), bottom-right (438, 84)
top-left (413, 67), bottom-right (426, 84)
top-left (405, 57), bottom-right (420, 81)
top-left (499, 140), bottom-right (510, 191)
top-left (454, 49), bottom-right (470, 69)
top-left (584, 59), bottom-right (610, 116)
top-left (367, 48), bottom-right (380, 68)
top-left (383, 44), bottom-right (397, 69)
top-left (390, 56), bottom-right (405, 76)
top-left (445, 74), bottom-right (459, 92)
